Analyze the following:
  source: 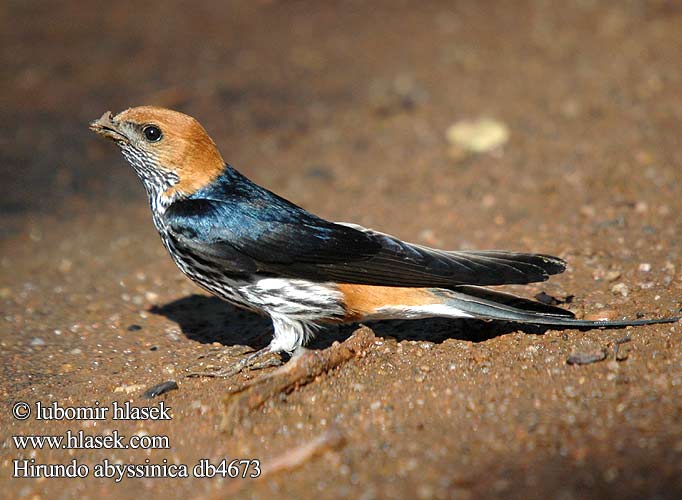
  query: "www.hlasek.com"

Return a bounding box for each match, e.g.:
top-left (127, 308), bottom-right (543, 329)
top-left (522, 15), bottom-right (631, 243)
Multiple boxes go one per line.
top-left (11, 401), bottom-right (261, 481)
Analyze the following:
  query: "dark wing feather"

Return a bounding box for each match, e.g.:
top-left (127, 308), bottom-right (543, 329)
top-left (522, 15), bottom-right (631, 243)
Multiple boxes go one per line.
top-left (309, 226), bottom-right (566, 286)
top-left (163, 165), bottom-right (565, 286)
top-left (452, 285), bottom-right (575, 317)
top-left (163, 198), bottom-right (380, 273)
top-left (164, 197), bottom-right (565, 287)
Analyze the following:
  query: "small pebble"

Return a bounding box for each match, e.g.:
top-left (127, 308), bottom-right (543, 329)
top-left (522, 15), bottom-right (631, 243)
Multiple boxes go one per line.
top-left (611, 283), bottom-right (629, 297)
top-left (30, 337), bottom-right (45, 347)
top-left (635, 201), bottom-right (648, 213)
top-left (143, 380), bottom-right (178, 399)
top-left (166, 331), bottom-right (181, 342)
top-left (580, 205), bottom-right (596, 218)
top-left (535, 292), bottom-right (574, 306)
top-left (482, 194), bottom-right (496, 208)
top-left (563, 385), bottom-right (577, 397)
top-left (446, 118), bottom-right (509, 153)
top-left (584, 310), bottom-right (616, 321)
top-left (305, 165), bottom-right (334, 180)
top-left (605, 271), bottom-right (622, 282)
top-left (114, 383), bottom-right (146, 394)
top-left (638, 263), bottom-right (652, 273)
top-left (57, 259), bottom-right (73, 273)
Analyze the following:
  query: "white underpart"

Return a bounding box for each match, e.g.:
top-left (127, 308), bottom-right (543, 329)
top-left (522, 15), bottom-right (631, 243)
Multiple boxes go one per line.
top-left (253, 278), bottom-right (342, 303)
top-left (241, 278), bottom-right (344, 315)
top-left (371, 303), bottom-right (475, 321)
top-left (243, 278), bottom-right (345, 353)
top-left (268, 313), bottom-right (322, 353)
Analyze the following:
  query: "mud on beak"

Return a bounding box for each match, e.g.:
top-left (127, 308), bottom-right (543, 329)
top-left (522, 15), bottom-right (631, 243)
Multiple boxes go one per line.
top-left (89, 111), bottom-right (129, 143)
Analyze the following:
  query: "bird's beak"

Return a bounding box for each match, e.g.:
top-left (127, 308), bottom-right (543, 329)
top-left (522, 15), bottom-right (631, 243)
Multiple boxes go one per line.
top-left (89, 111), bottom-right (129, 143)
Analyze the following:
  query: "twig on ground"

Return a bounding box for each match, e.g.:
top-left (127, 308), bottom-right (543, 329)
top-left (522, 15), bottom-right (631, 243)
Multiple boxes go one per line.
top-left (222, 428), bottom-right (346, 496)
top-left (567, 349), bottom-right (608, 365)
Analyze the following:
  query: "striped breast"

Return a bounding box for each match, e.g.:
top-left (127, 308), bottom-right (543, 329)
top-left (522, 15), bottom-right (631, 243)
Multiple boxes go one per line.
top-left (159, 229), bottom-right (259, 312)
top-left (156, 224), bottom-right (347, 322)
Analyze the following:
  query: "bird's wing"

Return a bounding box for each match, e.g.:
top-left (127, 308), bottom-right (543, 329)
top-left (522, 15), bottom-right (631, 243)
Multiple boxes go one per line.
top-left (164, 199), bottom-right (565, 286)
top-left (320, 223), bottom-right (566, 286)
top-left (162, 198), bottom-right (380, 275)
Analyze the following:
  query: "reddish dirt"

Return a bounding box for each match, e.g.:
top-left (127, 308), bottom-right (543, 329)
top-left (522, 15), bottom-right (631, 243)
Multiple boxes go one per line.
top-left (2, 1), bottom-right (682, 498)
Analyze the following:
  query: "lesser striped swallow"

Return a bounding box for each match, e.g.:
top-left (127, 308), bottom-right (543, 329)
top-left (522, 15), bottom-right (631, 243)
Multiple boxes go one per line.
top-left (89, 106), bottom-right (678, 373)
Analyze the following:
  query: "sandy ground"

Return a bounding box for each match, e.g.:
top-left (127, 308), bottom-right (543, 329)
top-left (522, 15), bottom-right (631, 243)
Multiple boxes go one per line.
top-left (2, 1), bottom-right (682, 498)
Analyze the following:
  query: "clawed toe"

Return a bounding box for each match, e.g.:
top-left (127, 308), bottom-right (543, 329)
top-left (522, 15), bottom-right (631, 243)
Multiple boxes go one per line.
top-left (249, 351), bottom-right (284, 370)
top-left (187, 346), bottom-right (281, 378)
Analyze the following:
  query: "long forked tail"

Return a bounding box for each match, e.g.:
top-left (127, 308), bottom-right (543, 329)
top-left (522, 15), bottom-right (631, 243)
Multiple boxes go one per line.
top-left (338, 283), bottom-right (679, 327)
top-left (437, 286), bottom-right (679, 328)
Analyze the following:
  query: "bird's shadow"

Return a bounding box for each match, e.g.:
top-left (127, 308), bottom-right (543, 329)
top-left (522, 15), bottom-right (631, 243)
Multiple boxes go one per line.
top-left (150, 294), bottom-right (554, 351)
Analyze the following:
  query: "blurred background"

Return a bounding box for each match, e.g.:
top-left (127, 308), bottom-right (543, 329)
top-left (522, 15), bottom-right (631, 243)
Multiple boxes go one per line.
top-left (4, 0), bottom-right (680, 243)
top-left (2, 1), bottom-right (681, 498)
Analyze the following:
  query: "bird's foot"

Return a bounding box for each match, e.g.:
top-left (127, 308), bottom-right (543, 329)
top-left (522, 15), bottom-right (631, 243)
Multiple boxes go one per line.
top-left (187, 346), bottom-right (282, 378)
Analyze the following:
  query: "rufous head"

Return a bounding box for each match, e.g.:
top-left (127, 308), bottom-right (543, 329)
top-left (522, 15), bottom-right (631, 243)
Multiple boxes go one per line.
top-left (89, 106), bottom-right (225, 199)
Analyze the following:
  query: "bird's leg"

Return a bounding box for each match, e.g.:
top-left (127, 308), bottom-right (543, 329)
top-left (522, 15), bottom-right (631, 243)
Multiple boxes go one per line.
top-left (187, 345), bottom-right (282, 378)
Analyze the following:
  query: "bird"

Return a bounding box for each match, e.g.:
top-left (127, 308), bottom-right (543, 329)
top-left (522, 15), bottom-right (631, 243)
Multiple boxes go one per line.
top-left (90, 106), bottom-right (678, 375)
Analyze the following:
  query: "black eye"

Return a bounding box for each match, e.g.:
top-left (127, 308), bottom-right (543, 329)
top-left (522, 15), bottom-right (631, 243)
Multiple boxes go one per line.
top-left (142, 125), bottom-right (162, 142)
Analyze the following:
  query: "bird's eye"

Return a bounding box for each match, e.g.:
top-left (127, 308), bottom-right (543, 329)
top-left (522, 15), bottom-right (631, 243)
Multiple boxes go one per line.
top-left (142, 125), bottom-right (163, 142)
